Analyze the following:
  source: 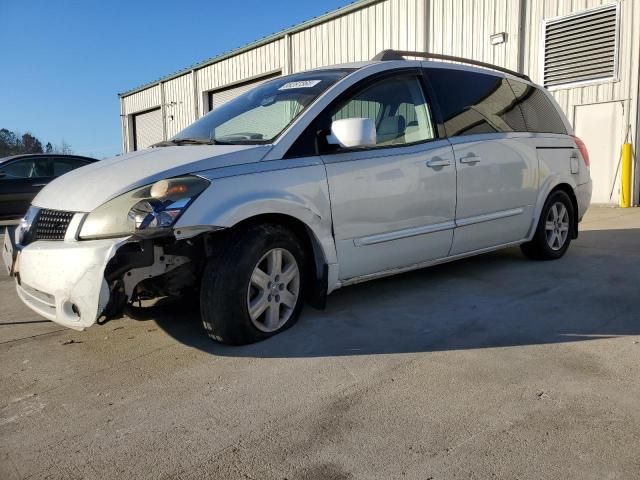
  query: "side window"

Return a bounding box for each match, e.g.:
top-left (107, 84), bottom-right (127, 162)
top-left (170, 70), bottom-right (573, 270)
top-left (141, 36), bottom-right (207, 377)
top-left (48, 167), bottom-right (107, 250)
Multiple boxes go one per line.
top-left (425, 68), bottom-right (527, 137)
top-left (52, 158), bottom-right (88, 176)
top-left (0, 157), bottom-right (51, 179)
top-left (329, 75), bottom-right (435, 148)
top-left (507, 79), bottom-right (567, 135)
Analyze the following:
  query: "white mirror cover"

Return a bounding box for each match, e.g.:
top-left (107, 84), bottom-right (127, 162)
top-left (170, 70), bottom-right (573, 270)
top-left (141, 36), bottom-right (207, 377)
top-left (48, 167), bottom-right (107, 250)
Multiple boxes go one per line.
top-left (327, 118), bottom-right (377, 148)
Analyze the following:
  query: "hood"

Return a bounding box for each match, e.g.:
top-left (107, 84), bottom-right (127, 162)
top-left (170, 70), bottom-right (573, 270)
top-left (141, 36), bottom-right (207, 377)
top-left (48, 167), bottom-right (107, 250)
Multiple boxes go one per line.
top-left (33, 144), bottom-right (270, 212)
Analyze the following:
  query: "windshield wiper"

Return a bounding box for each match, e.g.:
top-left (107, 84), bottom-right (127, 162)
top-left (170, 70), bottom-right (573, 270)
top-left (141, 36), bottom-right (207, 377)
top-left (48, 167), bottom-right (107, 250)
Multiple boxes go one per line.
top-left (152, 138), bottom-right (231, 147)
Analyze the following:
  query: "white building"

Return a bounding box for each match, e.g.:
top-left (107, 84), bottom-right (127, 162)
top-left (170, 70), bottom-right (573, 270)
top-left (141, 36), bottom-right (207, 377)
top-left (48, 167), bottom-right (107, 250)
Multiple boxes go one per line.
top-left (119, 0), bottom-right (639, 205)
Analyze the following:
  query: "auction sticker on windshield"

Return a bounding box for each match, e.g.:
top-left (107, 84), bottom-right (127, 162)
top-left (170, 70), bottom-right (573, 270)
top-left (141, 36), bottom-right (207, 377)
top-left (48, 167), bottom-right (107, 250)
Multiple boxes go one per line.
top-left (278, 80), bottom-right (322, 90)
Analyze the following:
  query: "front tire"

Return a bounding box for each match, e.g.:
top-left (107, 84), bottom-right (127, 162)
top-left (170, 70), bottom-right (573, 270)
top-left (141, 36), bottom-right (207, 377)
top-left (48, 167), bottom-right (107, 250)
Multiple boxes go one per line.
top-left (200, 224), bottom-right (307, 345)
top-left (521, 190), bottom-right (575, 260)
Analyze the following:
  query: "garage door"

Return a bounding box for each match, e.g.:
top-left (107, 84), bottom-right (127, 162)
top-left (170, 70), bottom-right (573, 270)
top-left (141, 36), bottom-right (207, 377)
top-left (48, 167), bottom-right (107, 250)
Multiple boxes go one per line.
top-left (133, 108), bottom-right (163, 150)
top-left (208, 73), bottom-right (279, 111)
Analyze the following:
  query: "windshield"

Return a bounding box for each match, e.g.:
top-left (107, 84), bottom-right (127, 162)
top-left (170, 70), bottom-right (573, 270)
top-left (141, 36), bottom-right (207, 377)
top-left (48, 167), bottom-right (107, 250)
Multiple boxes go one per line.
top-left (171, 69), bottom-right (353, 145)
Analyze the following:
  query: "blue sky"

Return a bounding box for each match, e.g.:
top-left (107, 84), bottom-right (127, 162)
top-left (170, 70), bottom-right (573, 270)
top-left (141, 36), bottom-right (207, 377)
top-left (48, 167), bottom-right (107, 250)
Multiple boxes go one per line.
top-left (0, 0), bottom-right (353, 158)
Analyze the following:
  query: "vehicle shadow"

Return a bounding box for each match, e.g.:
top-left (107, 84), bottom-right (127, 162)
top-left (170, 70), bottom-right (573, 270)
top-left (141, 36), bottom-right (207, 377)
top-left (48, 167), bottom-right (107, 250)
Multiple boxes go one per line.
top-left (137, 227), bottom-right (640, 358)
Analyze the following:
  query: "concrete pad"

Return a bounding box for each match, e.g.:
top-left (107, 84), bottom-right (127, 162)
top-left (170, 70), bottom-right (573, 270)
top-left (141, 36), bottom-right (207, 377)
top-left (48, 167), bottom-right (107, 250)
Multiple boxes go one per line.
top-left (0, 206), bottom-right (639, 479)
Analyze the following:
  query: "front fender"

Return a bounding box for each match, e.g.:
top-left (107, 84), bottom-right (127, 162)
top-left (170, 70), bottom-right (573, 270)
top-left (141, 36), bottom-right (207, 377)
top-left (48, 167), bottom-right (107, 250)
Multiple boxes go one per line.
top-left (175, 163), bottom-right (337, 265)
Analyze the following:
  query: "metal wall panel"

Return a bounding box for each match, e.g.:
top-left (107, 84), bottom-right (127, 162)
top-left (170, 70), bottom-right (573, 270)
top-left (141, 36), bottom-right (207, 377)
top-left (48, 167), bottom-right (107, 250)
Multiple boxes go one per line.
top-left (523, 0), bottom-right (640, 202)
top-left (290, 0), bottom-right (426, 72)
top-left (164, 73), bottom-right (196, 138)
top-left (122, 85), bottom-right (162, 151)
top-left (122, 85), bottom-right (161, 115)
top-left (196, 39), bottom-right (285, 116)
top-left (524, 0), bottom-right (639, 112)
top-left (119, 0), bottom-right (639, 203)
top-left (427, 0), bottom-right (522, 71)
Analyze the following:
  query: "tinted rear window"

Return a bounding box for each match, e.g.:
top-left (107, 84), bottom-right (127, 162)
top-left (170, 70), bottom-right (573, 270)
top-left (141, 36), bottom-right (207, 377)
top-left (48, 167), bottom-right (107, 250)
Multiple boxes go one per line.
top-left (507, 79), bottom-right (567, 135)
top-left (425, 68), bottom-right (527, 137)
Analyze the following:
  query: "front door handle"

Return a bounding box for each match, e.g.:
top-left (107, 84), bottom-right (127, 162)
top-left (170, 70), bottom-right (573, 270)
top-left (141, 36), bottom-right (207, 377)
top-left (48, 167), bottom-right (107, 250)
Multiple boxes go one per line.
top-left (459, 154), bottom-right (481, 164)
top-left (426, 158), bottom-right (451, 168)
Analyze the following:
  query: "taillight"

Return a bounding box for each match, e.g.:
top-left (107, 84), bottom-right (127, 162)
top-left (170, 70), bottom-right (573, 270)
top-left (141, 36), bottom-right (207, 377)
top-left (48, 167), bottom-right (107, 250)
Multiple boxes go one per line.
top-left (571, 135), bottom-right (590, 167)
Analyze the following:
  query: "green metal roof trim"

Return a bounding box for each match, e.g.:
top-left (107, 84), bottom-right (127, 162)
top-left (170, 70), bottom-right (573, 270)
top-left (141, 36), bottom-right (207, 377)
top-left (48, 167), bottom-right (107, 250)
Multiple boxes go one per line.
top-left (118, 0), bottom-right (382, 98)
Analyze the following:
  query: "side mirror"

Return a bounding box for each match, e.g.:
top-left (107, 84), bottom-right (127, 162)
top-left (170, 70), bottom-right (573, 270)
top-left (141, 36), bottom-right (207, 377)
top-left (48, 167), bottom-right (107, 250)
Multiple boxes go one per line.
top-left (326, 118), bottom-right (376, 149)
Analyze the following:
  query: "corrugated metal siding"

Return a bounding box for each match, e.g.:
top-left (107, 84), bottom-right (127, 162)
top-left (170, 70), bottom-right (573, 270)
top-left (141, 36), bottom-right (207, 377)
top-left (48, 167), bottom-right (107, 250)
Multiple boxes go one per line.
top-left (122, 85), bottom-right (162, 152)
top-left (164, 73), bottom-right (196, 138)
top-left (427, 0), bottom-right (522, 71)
top-left (119, 0), bottom-right (639, 203)
top-left (122, 85), bottom-right (162, 115)
top-left (290, 0), bottom-right (425, 72)
top-left (121, 0), bottom-right (525, 147)
top-left (196, 39), bottom-right (284, 116)
top-left (524, 0), bottom-right (639, 114)
top-left (523, 0), bottom-right (639, 202)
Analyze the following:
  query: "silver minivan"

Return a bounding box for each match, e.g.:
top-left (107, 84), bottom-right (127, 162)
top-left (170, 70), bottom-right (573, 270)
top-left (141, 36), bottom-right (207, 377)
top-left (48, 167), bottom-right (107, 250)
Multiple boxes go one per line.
top-left (3, 51), bottom-right (592, 344)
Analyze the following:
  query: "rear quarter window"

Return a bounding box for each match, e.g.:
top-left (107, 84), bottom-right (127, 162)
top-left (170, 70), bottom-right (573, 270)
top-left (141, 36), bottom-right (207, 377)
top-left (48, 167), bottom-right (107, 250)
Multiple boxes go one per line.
top-left (425, 68), bottom-right (527, 137)
top-left (507, 79), bottom-right (567, 135)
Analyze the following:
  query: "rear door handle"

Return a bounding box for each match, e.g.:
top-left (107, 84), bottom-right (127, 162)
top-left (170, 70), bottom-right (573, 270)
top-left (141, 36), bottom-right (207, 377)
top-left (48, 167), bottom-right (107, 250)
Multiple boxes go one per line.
top-left (31, 183), bottom-right (47, 187)
top-left (426, 158), bottom-right (451, 168)
top-left (459, 155), bottom-right (481, 164)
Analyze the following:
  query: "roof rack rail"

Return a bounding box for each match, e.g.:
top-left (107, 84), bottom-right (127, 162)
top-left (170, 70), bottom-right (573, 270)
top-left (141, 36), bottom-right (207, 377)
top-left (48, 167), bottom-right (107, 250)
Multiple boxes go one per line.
top-left (372, 50), bottom-right (531, 81)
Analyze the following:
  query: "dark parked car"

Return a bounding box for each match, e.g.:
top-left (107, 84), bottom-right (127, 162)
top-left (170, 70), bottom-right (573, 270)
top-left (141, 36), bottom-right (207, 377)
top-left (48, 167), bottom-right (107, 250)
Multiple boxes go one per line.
top-left (0, 154), bottom-right (97, 220)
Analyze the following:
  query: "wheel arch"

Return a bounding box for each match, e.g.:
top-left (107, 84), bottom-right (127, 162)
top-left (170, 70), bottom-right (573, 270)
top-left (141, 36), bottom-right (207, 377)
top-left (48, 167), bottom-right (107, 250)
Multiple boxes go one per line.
top-left (550, 184), bottom-right (579, 239)
top-left (529, 178), bottom-right (579, 241)
top-left (213, 213), bottom-right (332, 309)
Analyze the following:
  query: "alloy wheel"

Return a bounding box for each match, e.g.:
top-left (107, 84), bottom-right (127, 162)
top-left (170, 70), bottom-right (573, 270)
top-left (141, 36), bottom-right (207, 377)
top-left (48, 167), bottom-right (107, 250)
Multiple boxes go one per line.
top-left (246, 248), bottom-right (300, 332)
top-left (545, 201), bottom-right (570, 251)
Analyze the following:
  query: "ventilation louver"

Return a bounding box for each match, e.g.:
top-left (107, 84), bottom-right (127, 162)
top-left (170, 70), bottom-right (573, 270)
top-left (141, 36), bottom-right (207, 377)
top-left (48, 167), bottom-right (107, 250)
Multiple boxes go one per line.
top-left (543, 4), bottom-right (618, 88)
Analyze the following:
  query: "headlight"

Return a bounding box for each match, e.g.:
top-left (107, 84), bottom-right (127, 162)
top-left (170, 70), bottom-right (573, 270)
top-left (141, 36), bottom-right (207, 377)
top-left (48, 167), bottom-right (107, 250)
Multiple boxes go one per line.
top-left (17, 206), bottom-right (39, 245)
top-left (79, 176), bottom-right (209, 239)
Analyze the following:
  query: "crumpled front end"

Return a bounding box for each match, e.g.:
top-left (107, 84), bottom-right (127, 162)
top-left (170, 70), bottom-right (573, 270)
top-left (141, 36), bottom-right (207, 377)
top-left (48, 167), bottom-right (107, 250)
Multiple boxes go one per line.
top-left (16, 238), bottom-right (126, 330)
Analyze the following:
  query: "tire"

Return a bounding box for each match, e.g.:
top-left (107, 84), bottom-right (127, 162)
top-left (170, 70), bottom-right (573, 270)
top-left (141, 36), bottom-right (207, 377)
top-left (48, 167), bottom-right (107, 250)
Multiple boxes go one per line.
top-left (520, 190), bottom-right (575, 260)
top-left (200, 223), bottom-right (307, 345)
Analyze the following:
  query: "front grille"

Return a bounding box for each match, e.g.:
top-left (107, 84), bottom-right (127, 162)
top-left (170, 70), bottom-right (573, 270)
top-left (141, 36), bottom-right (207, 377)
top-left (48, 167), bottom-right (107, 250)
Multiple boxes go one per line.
top-left (32, 209), bottom-right (75, 241)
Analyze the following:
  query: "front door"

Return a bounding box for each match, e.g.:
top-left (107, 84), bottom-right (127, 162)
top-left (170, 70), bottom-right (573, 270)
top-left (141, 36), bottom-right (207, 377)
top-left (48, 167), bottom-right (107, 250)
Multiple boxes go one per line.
top-left (320, 73), bottom-right (457, 280)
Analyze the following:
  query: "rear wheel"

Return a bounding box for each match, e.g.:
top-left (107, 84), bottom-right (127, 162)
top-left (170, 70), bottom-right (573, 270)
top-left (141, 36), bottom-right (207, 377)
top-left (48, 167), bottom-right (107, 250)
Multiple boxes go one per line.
top-left (200, 224), bottom-right (307, 345)
top-left (521, 190), bottom-right (574, 260)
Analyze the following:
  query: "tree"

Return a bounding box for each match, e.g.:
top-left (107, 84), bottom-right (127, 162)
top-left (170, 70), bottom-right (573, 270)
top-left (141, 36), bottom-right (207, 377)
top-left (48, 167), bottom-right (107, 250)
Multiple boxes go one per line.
top-left (57, 140), bottom-right (73, 154)
top-left (0, 128), bottom-right (71, 157)
top-left (0, 129), bottom-right (19, 156)
top-left (21, 133), bottom-right (43, 154)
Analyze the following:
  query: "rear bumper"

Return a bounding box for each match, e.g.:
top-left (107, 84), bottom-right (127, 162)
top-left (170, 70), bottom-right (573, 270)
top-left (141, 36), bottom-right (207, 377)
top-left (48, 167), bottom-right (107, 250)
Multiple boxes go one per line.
top-left (15, 238), bottom-right (127, 330)
top-left (576, 179), bottom-right (592, 222)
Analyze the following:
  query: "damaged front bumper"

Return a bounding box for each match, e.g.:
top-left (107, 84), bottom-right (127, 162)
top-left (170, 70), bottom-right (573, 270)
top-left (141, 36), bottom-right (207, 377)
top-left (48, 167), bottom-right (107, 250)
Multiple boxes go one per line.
top-left (12, 235), bottom-right (128, 330)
